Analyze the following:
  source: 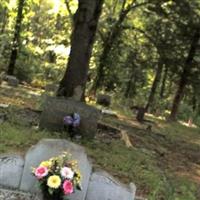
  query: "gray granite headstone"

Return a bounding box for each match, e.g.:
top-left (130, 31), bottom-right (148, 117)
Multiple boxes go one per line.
top-left (5, 75), bottom-right (19, 87)
top-left (85, 171), bottom-right (135, 200)
top-left (39, 97), bottom-right (101, 138)
top-left (97, 94), bottom-right (111, 107)
top-left (0, 155), bottom-right (24, 189)
top-left (19, 139), bottom-right (92, 200)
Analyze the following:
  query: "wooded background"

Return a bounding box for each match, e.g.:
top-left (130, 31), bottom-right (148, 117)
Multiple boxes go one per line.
top-left (0, 0), bottom-right (200, 124)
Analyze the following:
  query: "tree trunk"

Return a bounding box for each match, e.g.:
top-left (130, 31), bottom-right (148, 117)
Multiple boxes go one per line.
top-left (7, 0), bottom-right (25, 75)
top-left (160, 65), bottom-right (168, 99)
top-left (136, 60), bottom-right (163, 122)
top-left (145, 60), bottom-right (164, 112)
top-left (92, 5), bottom-right (132, 93)
top-left (91, 1), bottom-right (149, 93)
top-left (0, 7), bottom-right (8, 34)
top-left (57, 0), bottom-right (104, 100)
top-left (124, 67), bottom-right (137, 98)
top-left (169, 28), bottom-right (200, 121)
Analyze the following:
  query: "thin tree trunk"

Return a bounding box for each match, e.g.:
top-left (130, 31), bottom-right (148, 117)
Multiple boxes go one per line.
top-left (160, 65), bottom-right (168, 99)
top-left (65, 0), bottom-right (74, 25)
top-left (7, 0), bottom-right (25, 75)
top-left (57, 0), bottom-right (104, 100)
top-left (192, 93), bottom-right (196, 112)
top-left (169, 28), bottom-right (200, 121)
top-left (136, 59), bottom-right (163, 122)
top-left (125, 73), bottom-right (136, 98)
top-left (145, 60), bottom-right (164, 112)
top-left (92, 1), bottom-right (149, 93)
top-left (124, 65), bottom-right (137, 98)
top-left (0, 7), bottom-right (8, 34)
top-left (0, 7), bottom-right (9, 58)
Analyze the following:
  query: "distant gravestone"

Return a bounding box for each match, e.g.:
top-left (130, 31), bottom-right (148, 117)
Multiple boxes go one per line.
top-left (39, 97), bottom-right (101, 138)
top-left (86, 171), bottom-right (135, 200)
top-left (20, 139), bottom-right (92, 200)
top-left (97, 94), bottom-right (111, 107)
top-left (5, 75), bottom-right (19, 87)
top-left (0, 155), bottom-right (24, 189)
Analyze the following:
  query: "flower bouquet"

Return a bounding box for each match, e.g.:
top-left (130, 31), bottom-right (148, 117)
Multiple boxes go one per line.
top-left (32, 152), bottom-right (82, 200)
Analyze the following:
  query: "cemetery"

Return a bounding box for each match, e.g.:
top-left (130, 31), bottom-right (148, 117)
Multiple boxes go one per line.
top-left (0, 0), bottom-right (200, 199)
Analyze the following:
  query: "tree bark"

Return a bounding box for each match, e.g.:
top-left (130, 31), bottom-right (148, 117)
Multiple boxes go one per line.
top-left (7, 0), bottom-right (25, 75)
top-left (57, 0), bottom-right (104, 100)
top-left (125, 72), bottom-right (137, 98)
top-left (124, 61), bottom-right (137, 98)
top-left (0, 7), bottom-right (8, 34)
top-left (145, 60), bottom-right (164, 112)
top-left (169, 28), bottom-right (200, 121)
top-left (136, 59), bottom-right (163, 122)
top-left (160, 65), bottom-right (168, 99)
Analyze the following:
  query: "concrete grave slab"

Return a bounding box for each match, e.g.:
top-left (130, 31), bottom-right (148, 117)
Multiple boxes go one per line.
top-left (0, 155), bottom-right (24, 189)
top-left (19, 139), bottom-right (92, 200)
top-left (85, 170), bottom-right (135, 200)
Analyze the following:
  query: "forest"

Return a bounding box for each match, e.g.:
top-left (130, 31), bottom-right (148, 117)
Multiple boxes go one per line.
top-left (0, 0), bottom-right (200, 199)
top-left (0, 0), bottom-right (199, 123)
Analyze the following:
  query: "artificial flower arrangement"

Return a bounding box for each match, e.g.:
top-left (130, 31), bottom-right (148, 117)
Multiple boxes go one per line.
top-left (32, 152), bottom-right (82, 200)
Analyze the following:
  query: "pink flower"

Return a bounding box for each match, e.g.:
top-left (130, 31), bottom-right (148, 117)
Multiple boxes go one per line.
top-left (34, 166), bottom-right (48, 179)
top-left (63, 180), bottom-right (73, 195)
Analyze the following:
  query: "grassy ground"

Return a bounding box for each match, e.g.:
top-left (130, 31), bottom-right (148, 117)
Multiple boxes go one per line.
top-left (0, 82), bottom-right (200, 200)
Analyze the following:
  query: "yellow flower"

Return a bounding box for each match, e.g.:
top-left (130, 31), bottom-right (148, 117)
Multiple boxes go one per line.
top-left (47, 175), bottom-right (61, 189)
top-left (40, 161), bottom-right (52, 168)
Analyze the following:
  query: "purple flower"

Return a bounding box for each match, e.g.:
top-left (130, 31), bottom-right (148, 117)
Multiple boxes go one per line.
top-left (63, 116), bottom-right (73, 125)
top-left (63, 113), bottom-right (81, 127)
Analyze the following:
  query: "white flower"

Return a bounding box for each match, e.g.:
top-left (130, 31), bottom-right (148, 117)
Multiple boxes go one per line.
top-left (60, 167), bottom-right (74, 179)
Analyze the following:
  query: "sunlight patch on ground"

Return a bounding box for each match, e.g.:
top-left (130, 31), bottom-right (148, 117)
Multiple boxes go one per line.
top-left (178, 120), bottom-right (198, 129)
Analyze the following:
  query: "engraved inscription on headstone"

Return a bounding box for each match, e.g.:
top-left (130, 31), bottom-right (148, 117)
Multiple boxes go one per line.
top-left (0, 156), bottom-right (24, 189)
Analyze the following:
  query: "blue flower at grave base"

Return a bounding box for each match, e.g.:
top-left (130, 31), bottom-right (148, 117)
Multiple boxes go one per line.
top-left (63, 113), bottom-right (81, 127)
top-left (73, 113), bottom-right (80, 127)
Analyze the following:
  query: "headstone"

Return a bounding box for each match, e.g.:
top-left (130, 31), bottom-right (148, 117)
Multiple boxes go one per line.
top-left (0, 188), bottom-right (38, 200)
top-left (85, 170), bottom-right (135, 200)
top-left (0, 155), bottom-right (24, 189)
top-left (0, 104), bottom-right (9, 109)
top-left (97, 94), bottom-right (111, 107)
top-left (101, 109), bottom-right (118, 118)
top-left (0, 113), bottom-right (7, 124)
top-left (5, 75), bottom-right (19, 87)
top-left (19, 139), bottom-right (92, 200)
top-left (39, 97), bottom-right (101, 138)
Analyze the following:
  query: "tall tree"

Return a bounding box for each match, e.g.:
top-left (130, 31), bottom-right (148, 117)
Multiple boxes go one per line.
top-left (57, 0), bottom-right (104, 99)
top-left (145, 59), bottom-right (164, 112)
top-left (169, 28), bottom-right (200, 121)
top-left (160, 65), bottom-right (168, 99)
top-left (92, 0), bottom-right (149, 93)
top-left (7, 0), bottom-right (25, 75)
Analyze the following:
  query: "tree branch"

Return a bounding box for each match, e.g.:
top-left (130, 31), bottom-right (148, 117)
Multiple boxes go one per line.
top-left (65, 0), bottom-right (73, 23)
top-left (98, 30), bottom-right (106, 42)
